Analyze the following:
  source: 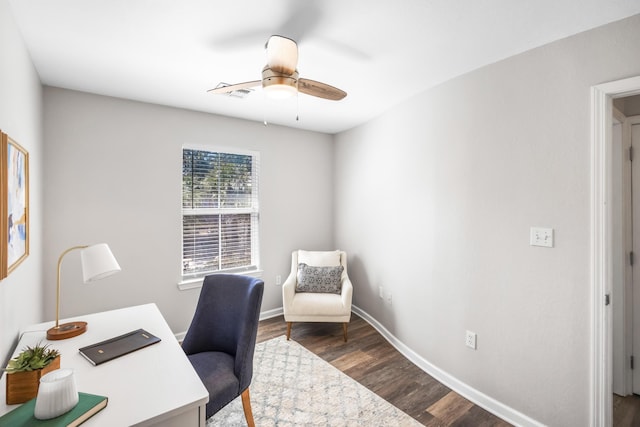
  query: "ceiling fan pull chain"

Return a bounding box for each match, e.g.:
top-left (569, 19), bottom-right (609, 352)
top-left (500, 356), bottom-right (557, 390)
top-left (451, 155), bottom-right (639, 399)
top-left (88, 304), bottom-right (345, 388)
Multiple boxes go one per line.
top-left (296, 92), bottom-right (299, 121)
top-left (263, 101), bottom-right (268, 126)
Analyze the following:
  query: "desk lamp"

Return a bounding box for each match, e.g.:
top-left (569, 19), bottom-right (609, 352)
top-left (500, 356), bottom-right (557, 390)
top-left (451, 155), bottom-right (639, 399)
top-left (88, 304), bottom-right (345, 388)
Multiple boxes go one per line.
top-left (46, 243), bottom-right (121, 340)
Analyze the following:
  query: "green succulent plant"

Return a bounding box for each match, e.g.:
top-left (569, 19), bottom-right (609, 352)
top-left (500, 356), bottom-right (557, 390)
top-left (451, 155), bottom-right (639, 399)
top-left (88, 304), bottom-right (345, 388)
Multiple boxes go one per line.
top-left (4, 342), bottom-right (60, 373)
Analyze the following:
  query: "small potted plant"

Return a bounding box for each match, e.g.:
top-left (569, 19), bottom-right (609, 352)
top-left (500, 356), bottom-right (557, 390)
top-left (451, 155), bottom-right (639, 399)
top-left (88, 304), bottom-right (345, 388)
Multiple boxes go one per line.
top-left (4, 342), bottom-right (61, 404)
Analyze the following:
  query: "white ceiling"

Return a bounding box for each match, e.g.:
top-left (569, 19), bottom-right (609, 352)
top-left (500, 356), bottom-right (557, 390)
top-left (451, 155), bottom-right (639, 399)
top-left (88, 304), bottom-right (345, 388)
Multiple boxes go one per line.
top-left (8, 0), bottom-right (640, 134)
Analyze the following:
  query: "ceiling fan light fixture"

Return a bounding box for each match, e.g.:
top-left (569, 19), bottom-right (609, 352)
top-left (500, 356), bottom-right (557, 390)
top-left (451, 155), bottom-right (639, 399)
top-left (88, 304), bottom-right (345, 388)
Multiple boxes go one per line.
top-left (262, 67), bottom-right (298, 100)
top-left (263, 81), bottom-right (297, 99)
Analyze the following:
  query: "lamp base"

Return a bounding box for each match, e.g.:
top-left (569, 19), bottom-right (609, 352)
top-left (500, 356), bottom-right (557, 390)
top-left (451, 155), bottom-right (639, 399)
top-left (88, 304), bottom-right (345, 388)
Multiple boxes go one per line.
top-left (46, 321), bottom-right (87, 340)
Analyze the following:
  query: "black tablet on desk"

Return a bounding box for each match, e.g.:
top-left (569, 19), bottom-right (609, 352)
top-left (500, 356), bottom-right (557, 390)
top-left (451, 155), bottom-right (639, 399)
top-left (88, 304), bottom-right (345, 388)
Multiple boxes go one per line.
top-left (79, 328), bottom-right (161, 366)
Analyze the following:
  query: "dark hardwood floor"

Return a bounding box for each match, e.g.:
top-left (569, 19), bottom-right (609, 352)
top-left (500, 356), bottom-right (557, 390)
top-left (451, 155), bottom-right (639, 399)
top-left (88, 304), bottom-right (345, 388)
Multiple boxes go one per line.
top-left (257, 314), bottom-right (512, 426)
top-left (614, 394), bottom-right (640, 426)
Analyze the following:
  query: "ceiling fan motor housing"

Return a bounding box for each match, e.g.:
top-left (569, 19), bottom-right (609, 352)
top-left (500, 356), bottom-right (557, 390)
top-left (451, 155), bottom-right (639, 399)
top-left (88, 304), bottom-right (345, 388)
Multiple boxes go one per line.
top-left (266, 35), bottom-right (298, 74)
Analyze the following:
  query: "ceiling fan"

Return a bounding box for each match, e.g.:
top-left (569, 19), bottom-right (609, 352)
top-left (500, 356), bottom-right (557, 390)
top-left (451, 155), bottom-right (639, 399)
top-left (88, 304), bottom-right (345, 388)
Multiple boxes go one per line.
top-left (208, 35), bottom-right (347, 101)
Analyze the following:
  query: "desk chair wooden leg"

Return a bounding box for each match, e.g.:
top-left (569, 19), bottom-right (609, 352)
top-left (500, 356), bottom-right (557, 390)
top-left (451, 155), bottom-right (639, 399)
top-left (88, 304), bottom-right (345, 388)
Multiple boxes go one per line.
top-left (343, 323), bottom-right (348, 342)
top-left (286, 322), bottom-right (292, 340)
top-left (241, 388), bottom-right (255, 427)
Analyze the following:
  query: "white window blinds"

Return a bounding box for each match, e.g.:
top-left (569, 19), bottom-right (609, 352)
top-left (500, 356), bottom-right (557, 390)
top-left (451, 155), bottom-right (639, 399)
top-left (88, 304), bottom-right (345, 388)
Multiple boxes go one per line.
top-left (182, 148), bottom-right (259, 277)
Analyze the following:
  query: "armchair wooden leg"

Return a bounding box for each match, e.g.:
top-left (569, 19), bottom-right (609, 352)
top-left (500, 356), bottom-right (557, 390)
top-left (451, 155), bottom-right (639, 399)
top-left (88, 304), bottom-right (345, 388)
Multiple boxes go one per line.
top-left (342, 323), bottom-right (348, 342)
top-left (241, 388), bottom-right (255, 427)
top-left (286, 322), bottom-right (292, 340)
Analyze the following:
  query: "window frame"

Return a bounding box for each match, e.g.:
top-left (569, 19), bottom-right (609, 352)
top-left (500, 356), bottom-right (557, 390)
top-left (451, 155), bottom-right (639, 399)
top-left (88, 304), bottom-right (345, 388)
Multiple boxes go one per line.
top-left (179, 144), bottom-right (260, 288)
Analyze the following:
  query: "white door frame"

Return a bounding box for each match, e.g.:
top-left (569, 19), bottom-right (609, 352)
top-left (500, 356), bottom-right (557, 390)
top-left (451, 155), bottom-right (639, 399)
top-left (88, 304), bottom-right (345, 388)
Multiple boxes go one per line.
top-left (629, 116), bottom-right (640, 394)
top-left (591, 76), bottom-right (640, 427)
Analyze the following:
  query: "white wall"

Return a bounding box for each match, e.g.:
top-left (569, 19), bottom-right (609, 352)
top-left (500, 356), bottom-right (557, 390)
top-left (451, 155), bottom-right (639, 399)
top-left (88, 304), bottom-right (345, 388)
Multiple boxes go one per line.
top-left (334, 14), bottom-right (640, 427)
top-left (43, 87), bottom-right (334, 335)
top-left (0, 0), bottom-right (44, 364)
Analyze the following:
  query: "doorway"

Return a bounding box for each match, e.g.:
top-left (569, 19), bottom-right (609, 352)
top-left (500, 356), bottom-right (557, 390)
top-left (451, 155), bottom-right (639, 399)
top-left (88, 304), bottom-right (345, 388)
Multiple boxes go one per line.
top-left (592, 76), bottom-right (640, 427)
top-left (611, 107), bottom-right (630, 398)
top-left (633, 118), bottom-right (640, 396)
top-left (612, 104), bottom-right (640, 425)
top-left (612, 104), bottom-right (640, 391)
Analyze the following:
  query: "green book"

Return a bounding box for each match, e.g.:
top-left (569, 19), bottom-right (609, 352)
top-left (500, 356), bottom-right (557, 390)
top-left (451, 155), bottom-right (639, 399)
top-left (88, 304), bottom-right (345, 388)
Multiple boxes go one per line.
top-left (0, 392), bottom-right (108, 426)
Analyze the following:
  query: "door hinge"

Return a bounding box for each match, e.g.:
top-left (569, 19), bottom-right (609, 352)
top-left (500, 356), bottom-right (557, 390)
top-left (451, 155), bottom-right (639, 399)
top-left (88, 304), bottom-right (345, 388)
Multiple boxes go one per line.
top-left (632, 251), bottom-right (635, 266)
top-left (605, 294), bottom-right (611, 306)
top-left (632, 355), bottom-right (635, 370)
top-left (631, 146), bottom-right (635, 161)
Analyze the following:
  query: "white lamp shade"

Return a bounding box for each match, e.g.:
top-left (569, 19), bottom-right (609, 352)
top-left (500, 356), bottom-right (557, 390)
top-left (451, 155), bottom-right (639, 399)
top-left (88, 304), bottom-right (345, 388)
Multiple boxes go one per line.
top-left (80, 243), bottom-right (121, 283)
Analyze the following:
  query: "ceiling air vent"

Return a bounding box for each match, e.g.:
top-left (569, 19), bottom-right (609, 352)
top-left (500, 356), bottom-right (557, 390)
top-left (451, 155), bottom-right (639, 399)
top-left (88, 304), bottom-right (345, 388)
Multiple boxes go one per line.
top-left (215, 82), bottom-right (253, 99)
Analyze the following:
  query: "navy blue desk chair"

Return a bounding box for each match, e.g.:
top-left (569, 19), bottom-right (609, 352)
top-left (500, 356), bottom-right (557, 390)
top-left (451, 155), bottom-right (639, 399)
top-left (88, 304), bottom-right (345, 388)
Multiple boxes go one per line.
top-left (182, 274), bottom-right (264, 426)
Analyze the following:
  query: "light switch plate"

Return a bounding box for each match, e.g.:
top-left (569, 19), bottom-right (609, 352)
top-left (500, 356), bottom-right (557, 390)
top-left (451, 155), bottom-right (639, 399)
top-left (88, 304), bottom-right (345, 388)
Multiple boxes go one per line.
top-left (530, 227), bottom-right (554, 248)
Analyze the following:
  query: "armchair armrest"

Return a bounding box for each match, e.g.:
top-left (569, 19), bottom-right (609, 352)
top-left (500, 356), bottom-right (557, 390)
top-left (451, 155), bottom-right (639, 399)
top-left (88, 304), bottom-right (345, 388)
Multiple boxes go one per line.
top-left (341, 277), bottom-right (353, 309)
top-left (282, 271), bottom-right (297, 316)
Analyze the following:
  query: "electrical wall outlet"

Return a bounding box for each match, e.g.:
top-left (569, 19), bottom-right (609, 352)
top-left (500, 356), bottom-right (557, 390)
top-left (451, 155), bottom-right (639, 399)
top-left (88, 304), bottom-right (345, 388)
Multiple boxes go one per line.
top-left (465, 331), bottom-right (477, 349)
top-left (275, 275), bottom-right (282, 286)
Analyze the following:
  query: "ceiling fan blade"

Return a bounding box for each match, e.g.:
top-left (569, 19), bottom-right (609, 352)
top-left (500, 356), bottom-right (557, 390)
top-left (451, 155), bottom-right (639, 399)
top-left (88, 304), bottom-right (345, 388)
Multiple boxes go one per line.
top-left (209, 0), bottom-right (321, 52)
top-left (277, 0), bottom-right (323, 43)
top-left (207, 81), bottom-right (261, 94)
top-left (298, 78), bottom-right (347, 101)
top-left (266, 35), bottom-right (298, 75)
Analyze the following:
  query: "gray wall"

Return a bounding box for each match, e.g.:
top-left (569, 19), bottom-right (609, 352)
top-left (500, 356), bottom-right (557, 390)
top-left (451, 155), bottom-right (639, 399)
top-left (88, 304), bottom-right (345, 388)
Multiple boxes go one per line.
top-left (334, 13), bottom-right (640, 427)
top-left (0, 0), bottom-right (44, 364)
top-left (42, 87), bottom-right (334, 335)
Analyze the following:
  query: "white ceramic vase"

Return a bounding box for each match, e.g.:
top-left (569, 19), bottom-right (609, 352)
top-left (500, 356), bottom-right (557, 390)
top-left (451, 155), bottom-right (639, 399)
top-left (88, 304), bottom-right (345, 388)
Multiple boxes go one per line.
top-left (34, 368), bottom-right (79, 420)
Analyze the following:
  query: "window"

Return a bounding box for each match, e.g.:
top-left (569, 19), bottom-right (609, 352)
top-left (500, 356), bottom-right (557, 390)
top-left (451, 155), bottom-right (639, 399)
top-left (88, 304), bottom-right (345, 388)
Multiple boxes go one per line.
top-left (182, 147), bottom-right (259, 279)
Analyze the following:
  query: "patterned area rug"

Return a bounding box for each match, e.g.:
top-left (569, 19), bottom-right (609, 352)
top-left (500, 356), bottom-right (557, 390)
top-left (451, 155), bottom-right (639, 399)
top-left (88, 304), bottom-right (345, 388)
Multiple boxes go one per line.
top-left (207, 336), bottom-right (421, 426)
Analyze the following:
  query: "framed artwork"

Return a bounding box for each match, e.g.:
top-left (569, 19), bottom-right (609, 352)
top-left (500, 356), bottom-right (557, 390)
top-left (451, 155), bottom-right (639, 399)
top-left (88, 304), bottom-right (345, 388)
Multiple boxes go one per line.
top-left (0, 131), bottom-right (29, 278)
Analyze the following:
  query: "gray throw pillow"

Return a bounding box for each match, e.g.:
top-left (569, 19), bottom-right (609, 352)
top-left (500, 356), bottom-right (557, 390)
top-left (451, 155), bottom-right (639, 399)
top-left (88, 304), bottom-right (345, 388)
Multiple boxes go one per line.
top-left (296, 263), bottom-right (344, 294)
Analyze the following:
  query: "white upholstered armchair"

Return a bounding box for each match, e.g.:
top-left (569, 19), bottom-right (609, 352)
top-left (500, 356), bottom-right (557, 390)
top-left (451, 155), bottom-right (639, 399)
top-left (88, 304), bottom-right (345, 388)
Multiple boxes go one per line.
top-left (282, 250), bottom-right (353, 342)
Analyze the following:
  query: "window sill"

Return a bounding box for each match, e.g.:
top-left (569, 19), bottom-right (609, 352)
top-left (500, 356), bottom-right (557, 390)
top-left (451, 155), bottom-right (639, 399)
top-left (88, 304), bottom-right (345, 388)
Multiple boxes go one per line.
top-left (177, 270), bottom-right (264, 291)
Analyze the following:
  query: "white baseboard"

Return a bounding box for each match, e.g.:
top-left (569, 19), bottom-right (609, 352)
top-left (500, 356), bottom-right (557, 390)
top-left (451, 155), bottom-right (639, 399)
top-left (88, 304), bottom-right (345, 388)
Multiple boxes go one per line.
top-left (175, 307), bottom-right (284, 342)
top-left (350, 305), bottom-right (544, 427)
top-left (259, 307), bottom-right (283, 321)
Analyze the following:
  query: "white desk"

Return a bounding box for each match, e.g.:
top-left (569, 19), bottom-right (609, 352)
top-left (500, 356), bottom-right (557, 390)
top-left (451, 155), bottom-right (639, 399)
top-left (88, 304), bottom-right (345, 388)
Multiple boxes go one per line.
top-left (0, 304), bottom-right (209, 426)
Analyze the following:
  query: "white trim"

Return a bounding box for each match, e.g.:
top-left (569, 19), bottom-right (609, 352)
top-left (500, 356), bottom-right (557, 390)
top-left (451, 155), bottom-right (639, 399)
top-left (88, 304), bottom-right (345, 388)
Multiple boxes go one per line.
top-left (591, 82), bottom-right (611, 427)
top-left (351, 306), bottom-right (544, 427)
top-left (175, 330), bottom-right (187, 342)
top-left (182, 143), bottom-right (259, 158)
top-left (612, 106), bottom-right (626, 124)
top-left (591, 75), bottom-right (640, 427)
top-left (259, 307), bottom-right (283, 321)
top-left (175, 306), bottom-right (282, 341)
top-left (177, 270), bottom-right (264, 291)
top-left (175, 308), bottom-right (284, 342)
